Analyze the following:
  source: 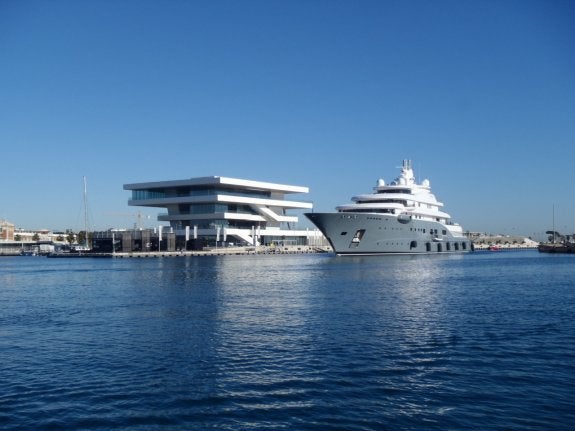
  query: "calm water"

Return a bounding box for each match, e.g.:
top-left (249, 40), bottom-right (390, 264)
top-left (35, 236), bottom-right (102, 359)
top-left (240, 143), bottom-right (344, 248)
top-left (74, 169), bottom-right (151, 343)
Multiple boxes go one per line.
top-left (1, 251), bottom-right (574, 430)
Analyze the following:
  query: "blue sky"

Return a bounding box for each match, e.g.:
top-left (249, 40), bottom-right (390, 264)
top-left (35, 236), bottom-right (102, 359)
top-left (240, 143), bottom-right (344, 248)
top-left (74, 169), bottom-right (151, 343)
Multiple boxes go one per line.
top-left (1, 0), bottom-right (574, 239)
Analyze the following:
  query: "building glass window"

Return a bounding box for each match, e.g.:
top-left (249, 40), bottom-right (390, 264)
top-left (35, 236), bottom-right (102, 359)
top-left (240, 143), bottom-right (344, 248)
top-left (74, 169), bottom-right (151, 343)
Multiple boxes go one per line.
top-left (132, 190), bottom-right (166, 200)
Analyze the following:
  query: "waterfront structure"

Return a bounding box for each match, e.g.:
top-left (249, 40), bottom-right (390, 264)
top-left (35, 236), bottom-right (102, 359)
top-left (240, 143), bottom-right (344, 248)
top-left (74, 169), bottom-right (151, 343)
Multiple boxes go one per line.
top-left (306, 160), bottom-right (473, 255)
top-left (471, 234), bottom-right (539, 250)
top-left (0, 223), bottom-right (61, 256)
top-left (1, 220), bottom-right (15, 241)
top-left (124, 176), bottom-right (323, 248)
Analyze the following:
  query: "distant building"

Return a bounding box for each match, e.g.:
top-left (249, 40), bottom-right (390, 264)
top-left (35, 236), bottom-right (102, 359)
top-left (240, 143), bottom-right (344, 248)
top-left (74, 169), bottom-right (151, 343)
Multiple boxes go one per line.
top-left (0, 221), bottom-right (61, 255)
top-left (0, 220), bottom-right (15, 241)
top-left (123, 176), bottom-right (323, 248)
top-left (13, 228), bottom-right (57, 242)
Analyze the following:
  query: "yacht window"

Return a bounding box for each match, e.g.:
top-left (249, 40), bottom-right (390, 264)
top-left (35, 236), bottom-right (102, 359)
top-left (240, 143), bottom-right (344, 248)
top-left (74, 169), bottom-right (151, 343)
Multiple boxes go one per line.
top-left (340, 232), bottom-right (347, 236)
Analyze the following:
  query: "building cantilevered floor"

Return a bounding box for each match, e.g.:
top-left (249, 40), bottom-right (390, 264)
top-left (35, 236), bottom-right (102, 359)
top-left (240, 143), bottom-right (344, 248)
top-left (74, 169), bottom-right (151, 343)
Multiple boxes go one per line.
top-left (123, 176), bottom-right (323, 248)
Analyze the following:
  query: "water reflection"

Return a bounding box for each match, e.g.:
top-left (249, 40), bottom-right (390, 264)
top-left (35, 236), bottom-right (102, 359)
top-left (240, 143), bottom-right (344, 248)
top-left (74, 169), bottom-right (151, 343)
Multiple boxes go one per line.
top-left (294, 254), bottom-right (473, 422)
top-left (209, 255), bottom-right (320, 401)
top-left (117, 255), bottom-right (326, 412)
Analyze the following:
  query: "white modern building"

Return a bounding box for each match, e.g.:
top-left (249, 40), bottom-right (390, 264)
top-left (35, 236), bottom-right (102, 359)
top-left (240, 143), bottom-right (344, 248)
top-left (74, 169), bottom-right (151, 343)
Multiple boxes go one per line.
top-left (124, 176), bottom-right (324, 248)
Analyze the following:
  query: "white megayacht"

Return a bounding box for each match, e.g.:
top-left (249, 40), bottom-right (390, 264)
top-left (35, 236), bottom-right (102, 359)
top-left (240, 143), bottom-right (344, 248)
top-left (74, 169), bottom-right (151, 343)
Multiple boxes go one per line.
top-left (305, 160), bottom-right (473, 255)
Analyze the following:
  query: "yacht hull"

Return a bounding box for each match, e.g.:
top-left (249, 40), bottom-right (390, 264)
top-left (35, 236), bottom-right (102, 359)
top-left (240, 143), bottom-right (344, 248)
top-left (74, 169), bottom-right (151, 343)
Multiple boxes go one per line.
top-left (306, 212), bottom-right (473, 255)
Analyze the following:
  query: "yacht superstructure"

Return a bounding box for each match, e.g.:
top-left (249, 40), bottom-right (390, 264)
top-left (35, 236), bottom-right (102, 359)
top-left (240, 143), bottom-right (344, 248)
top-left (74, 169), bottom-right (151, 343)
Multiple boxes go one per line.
top-left (306, 160), bottom-right (472, 255)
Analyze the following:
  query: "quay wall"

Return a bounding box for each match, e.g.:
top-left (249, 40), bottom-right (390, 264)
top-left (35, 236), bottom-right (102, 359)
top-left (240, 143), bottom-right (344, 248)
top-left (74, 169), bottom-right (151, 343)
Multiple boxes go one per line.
top-left (113, 245), bottom-right (332, 258)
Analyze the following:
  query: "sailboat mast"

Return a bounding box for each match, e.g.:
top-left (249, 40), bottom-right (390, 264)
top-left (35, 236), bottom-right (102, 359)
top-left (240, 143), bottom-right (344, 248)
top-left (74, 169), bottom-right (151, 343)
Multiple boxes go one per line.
top-left (552, 204), bottom-right (556, 244)
top-left (83, 176), bottom-right (89, 248)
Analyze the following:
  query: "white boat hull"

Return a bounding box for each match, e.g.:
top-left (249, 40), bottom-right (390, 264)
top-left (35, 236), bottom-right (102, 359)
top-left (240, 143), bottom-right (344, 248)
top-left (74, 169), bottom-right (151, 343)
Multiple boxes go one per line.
top-left (306, 212), bottom-right (473, 255)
